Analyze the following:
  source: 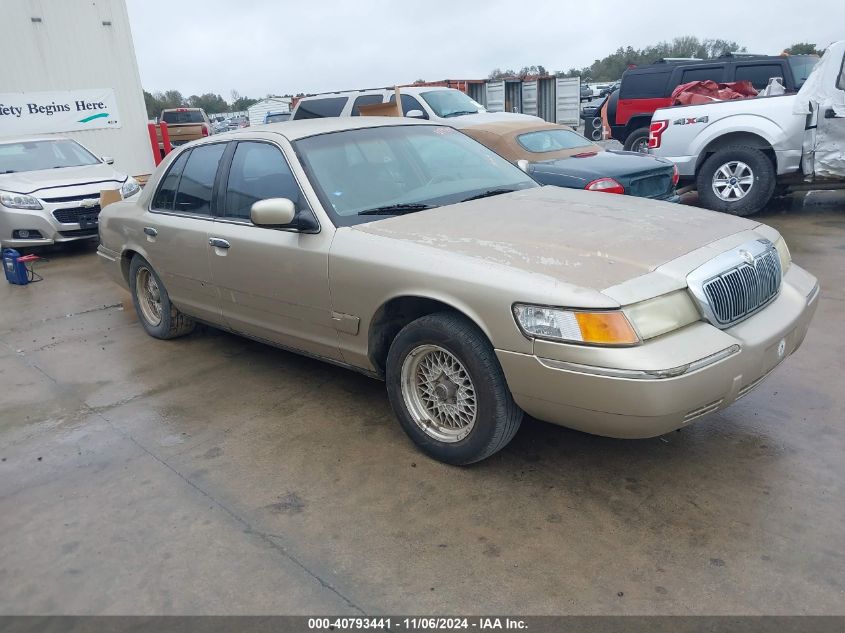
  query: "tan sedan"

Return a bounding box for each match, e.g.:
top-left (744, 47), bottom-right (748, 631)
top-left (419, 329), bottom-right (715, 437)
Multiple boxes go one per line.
top-left (98, 117), bottom-right (819, 464)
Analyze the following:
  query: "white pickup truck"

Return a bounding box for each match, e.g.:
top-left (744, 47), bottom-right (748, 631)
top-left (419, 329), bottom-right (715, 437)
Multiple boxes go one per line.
top-left (648, 40), bottom-right (845, 215)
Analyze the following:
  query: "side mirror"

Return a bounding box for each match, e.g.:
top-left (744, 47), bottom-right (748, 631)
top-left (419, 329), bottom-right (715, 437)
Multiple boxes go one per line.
top-left (516, 159), bottom-right (530, 173)
top-left (250, 198), bottom-right (296, 226)
top-left (405, 109), bottom-right (425, 119)
top-left (102, 156), bottom-right (114, 165)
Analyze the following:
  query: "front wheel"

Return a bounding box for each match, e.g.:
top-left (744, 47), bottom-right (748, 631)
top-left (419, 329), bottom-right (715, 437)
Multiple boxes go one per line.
top-left (696, 146), bottom-right (775, 216)
top-left (128, 255), bottom-right (195, 339)
top-left (385, 312), bottom-right (523, 465)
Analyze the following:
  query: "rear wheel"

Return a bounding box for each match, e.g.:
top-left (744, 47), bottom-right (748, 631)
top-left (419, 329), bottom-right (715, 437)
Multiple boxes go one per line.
top-left (696, 146), bottom-right (775, 216)
top-left (386, 312), bottom-right (523, 465)
top-left (623, 126), bottom-right (650, 153)
top-left (129, 255), bottom-right (195, 339)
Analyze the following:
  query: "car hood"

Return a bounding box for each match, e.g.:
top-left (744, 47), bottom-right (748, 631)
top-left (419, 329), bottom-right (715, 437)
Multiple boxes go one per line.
top-left (352, 186), bottom-right (758, 291)
top-left (533, 150), bottom-right (673, 182)
top-left (0, 163), bottom-right (126, 196)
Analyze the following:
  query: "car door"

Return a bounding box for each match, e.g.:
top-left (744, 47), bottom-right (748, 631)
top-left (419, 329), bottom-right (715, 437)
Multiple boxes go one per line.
top-left (207, 139), bottom-right (342, 361)
top-left (144, 143), bottom-right (227, 323)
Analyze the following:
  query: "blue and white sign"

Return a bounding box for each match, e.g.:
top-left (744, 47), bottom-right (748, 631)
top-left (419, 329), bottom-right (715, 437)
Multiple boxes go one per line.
top-left (0, 89), bottom-right (121, 136)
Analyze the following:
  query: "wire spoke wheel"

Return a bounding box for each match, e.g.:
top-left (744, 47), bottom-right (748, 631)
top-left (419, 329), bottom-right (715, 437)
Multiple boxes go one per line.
top-left (135, 267), bottom-right (162, 327)
top-left (712, 160), bottom-right (754, 201)
top-left (400, 344), bottom-right (477, 443)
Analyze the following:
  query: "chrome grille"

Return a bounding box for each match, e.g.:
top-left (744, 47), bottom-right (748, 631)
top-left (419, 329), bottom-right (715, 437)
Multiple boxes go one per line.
top-left (687, 239), bottom-right (782, 329)
top-left (703, 249), bottom-right (780, 325)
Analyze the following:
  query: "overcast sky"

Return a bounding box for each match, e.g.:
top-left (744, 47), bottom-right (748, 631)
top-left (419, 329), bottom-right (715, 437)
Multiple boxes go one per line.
top-left (126, 0), bottom-right (843, 98)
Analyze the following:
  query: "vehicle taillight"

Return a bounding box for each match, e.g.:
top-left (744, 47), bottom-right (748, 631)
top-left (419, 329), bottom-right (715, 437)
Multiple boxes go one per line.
top-left (648, 120), bottom-right (668, 149)
top-left (176, 107), bottom-right (188, 112)
top-left (202, 125), bottom-right (209, 136)
top-left (585, 178), bottom-right (625, 194)
top-left (671, 164), bottom-right (679, 186)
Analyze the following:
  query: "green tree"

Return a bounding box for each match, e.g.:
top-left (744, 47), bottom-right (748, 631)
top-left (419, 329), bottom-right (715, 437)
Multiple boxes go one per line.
top-left (187, 92), bottom-right (229, 114)
top-left (784, 42), bottom-right (821, 55)
top-left (143, 90), bottom-right (160, 120)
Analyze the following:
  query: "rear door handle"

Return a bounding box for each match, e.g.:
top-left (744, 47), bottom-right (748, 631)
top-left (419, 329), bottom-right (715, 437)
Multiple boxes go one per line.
top-left (143, 226), bottom-right (157, 236)
top-left (209, 237), bottom-right (230, 249)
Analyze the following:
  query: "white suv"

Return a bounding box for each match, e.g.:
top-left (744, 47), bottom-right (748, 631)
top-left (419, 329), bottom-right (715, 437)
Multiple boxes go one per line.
top-left (291, 86), bottom-right (541, 125)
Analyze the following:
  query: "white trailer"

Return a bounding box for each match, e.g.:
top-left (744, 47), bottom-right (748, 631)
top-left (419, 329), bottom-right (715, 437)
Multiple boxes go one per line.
top-left (0, 0), bottom-right (154, 177)
top-left (248, 98), bottom-right (292, 127)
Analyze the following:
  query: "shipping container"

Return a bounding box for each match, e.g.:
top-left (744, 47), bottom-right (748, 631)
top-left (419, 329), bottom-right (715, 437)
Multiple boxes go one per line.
top-left (247, 98), bottom-right (292, 127)
top-left (0, 0), bottom-right (153, 177)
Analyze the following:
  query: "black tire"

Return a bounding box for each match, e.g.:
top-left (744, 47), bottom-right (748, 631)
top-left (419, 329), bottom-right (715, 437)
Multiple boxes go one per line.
top-left (623, 126), bottom-right (650, 153)
top-left (696, 146), bottom-right (776, 216)
top-left (128, 255), bottom-right (195, 339)
top-left (385, 312), bottom-right (523, 465)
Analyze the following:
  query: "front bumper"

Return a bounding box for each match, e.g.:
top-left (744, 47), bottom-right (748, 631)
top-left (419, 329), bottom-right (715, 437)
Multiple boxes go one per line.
top-left (0, 191), bottom-right (139, 247)
top-left (497, 264), bottom-right (819, 438)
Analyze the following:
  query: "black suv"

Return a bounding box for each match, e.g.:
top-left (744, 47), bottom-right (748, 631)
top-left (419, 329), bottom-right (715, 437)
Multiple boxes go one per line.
top-left (606, 54), bottom-right (818, 152)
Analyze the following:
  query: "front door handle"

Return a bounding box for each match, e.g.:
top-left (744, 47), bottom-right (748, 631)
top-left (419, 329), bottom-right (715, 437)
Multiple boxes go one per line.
top-left (209, 237), bottom-right (230, 249)
top-left (143, 226), bottom-right (157, 237)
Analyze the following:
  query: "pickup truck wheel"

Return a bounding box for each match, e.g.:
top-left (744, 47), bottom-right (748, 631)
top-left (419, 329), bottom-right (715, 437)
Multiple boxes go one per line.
top-left (623, 127), bottom-right (650, 153)
top-left (696, 146), bottom-right (775, 216)
top-left (386, 312), bottom-right (523, 465)
top-left (129, 255), bottom-right (195, 340)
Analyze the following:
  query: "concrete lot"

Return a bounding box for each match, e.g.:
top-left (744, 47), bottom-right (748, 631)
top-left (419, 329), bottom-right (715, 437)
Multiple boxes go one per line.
top-left (1, 191), bottom-right (843, 615)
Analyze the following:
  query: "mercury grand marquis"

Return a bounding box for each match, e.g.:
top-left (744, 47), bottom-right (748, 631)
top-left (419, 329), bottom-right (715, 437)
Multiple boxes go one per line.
top-left (98, 117), bottom-right (819, 464)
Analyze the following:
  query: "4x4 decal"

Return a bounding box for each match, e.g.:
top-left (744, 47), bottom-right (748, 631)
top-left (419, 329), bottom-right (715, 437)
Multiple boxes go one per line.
top-left (673, 115), bottom-right (709, 125)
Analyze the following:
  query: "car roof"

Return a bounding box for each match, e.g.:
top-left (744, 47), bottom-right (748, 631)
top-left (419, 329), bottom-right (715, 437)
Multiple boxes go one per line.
top-left (210, 116), bottom-right (436, 141)
top-left (0, 136), bottom-right (72, 144)
top-left (459, 120), bottom-right (597, 162)
top-left (296, 85), bottom-right (461, 101)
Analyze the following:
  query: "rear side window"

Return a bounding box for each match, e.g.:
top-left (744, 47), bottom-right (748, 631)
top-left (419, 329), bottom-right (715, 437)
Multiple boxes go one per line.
top-left (351, 95), bottom-right (384, 116)
top-left (620, 71), bottom-right (671, 99)
top-left (173, 143), bottom-right (226, 215)
top-left (293, 97), bottom-right (347, 120)
top-left (151, 150), bottom-right (190, 211)
top-left (679, 66), bottom-right (724, 85)
top-left (222, 142), bottom-right (308, 220)
top-left (161, 110), bottom-right (205, 124)
top-left (735, 64), bottom-right (784, 90)
top-left (388, 94), bottom-right (429, 118)
top-left (787, 56), bottom-right (820, 89)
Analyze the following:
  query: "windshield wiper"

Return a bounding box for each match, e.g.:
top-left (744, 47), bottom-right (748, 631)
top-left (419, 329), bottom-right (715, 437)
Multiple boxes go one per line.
top-left (443, 110), bottom-right (479, 118)
top-left (357, 203), bottom-right (435, 216)
top-left (459, 188), bottom-right (516, 203)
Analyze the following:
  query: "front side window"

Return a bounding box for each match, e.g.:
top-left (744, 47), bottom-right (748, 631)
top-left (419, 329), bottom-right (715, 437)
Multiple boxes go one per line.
top-left (151, 150), bottom-right (190, 210)
top-left (294, 125), bottom-right (536, 226)
top-left (787, 56), bottom-right (819, 90)
top-left (419, 90), bottom-right (485, 118)
top-left (223, 142), bottom-right (308, 221)
top-left (517, 129), bottom-right (594, 153)
top-left (0, 139), bottom-right (100, 173)
top-left (293, 97), bottom-right (347, 120)
top-left (172, 143), bottom-right (226, 215)
top-left (735, 64), bottom-right (784, 90)
top-left (388, 94), bottom-right (429, 118)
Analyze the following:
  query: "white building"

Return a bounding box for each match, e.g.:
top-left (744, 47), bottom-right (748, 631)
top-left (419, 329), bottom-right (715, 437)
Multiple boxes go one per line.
top-left (0, 0), bottom-right (154, 177)
top-left (247, 98), bottom-right (292, 127)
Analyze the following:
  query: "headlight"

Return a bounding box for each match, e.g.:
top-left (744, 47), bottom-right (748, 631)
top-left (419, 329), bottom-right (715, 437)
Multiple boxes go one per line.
top-left (774, 236), bottom-right (791, 273)
top-left (513, 304), bottom-right (640, 346)
top-left (0, 191), bottom-right (42, 210)
top-left (623, 290), bottom-right (701, 340)
top-left (120, 177), bottom-right (140, 198)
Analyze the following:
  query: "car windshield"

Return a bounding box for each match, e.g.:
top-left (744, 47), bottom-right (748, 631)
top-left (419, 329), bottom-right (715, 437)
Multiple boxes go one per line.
top-left (265, 113), bottom-right (289, 123)
top-left (516, 128), bottom-right (595, 153)
top-left (162, 110), bottom-right (205, 124)
top-left (0, 139), bottom-right (100, 173)
top-left (787, 56), bottom-right (820, 89)
top-left (420, 90), bottom-right (486, 118)
top-left (294, 125), bottom-right (537, 226)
